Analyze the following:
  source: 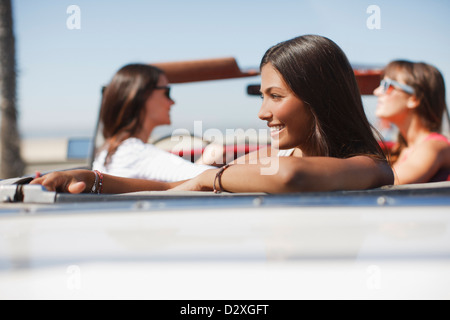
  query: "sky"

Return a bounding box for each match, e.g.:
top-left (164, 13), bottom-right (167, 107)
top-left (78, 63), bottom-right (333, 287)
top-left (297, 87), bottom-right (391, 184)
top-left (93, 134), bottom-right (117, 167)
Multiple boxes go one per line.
top-left (10, 0), bottom-right (450, 139)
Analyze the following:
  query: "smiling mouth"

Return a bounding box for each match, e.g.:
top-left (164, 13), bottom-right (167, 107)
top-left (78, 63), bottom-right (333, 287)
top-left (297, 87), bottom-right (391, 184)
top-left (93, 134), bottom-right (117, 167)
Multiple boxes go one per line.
top-left (270, 125), bottom-right (285, 136)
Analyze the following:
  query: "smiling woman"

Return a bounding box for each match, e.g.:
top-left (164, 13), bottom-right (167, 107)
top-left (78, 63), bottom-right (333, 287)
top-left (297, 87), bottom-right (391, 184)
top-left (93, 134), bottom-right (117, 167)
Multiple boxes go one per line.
top-left (31, 35), bottom-right (394, 194)
top-left (259, 35), bottom-right (387, 160)
top-left (374, 60), bottom-right (450, 184)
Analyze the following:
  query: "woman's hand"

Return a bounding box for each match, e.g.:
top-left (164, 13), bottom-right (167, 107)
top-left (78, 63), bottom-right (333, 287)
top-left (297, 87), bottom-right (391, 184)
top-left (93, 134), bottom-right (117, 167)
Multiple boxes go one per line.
top-left (30, 170), bottom-right (93, 194)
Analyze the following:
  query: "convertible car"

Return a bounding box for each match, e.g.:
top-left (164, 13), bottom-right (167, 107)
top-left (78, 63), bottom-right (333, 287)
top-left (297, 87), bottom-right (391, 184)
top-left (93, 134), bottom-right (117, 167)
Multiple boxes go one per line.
top-left (0, 58), bottom-right (449, 300)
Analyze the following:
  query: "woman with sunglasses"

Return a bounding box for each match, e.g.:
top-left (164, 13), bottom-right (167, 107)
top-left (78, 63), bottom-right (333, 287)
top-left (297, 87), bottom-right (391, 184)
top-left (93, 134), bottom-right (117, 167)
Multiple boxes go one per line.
top-left (92, 63), bottom-right (213, 182)
top-left (374, 60), bottom-right (450, 184)
top-left (32, 35), bottom-right (394, 194)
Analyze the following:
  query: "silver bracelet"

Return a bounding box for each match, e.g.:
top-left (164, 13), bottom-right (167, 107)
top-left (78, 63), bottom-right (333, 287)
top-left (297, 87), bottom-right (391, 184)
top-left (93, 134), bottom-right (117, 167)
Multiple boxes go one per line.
top-left (91, 170), bottom-right (99, 193)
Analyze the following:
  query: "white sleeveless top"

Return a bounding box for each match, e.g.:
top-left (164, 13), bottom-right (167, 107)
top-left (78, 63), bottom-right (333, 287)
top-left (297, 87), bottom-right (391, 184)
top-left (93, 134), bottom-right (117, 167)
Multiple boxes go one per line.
top-left (93, 138), bottom-right (213, 182)
top-left (277, 148), bottom-right (295, 157)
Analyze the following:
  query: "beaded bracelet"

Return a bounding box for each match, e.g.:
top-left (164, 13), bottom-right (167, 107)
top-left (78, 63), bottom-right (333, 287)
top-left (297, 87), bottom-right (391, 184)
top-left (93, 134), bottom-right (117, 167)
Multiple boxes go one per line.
top-left (95, 170), bottom-right (104, 194)
top-left (213, 164), bottom-right (231, 194)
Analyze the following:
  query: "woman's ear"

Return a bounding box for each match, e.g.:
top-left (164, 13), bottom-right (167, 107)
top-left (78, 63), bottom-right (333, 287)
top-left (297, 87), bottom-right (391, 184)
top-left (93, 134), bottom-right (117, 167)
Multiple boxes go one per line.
top-left (407, 95), bottom-right (420, 109)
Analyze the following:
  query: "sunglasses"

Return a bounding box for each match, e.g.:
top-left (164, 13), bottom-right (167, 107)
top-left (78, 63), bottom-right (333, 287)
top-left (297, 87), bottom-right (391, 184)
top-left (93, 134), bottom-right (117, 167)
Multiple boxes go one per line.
top-left (380, 78), bottom-right (414, 95)
top-left (155, 86), bottom-right (171, 99)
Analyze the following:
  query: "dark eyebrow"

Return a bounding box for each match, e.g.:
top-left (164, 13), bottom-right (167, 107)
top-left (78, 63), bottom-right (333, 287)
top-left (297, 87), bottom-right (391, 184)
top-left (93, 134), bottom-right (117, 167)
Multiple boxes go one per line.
top-left (262, 86), bottom-right (283, 93)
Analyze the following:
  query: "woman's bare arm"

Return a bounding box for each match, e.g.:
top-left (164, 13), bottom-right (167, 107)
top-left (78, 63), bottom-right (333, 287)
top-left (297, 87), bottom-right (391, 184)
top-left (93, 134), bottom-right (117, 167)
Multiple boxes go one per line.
top-left (173, 155), bottom-right (394, 193)
top-left (30, 169), bottom-right (183, 194)
top-left (393, 140), bottom-right (450, 184)
top-left (31, 155), bottom-right (393, 194)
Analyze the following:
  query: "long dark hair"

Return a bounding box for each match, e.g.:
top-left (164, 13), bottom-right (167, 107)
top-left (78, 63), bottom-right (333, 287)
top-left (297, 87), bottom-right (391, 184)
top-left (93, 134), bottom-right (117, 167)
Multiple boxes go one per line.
top-left (260, 35), bottom-right (386, 160)
top-left (383, 60), bottom-right (448, 162)
top-left (99, 64), bottom-right (164, 165)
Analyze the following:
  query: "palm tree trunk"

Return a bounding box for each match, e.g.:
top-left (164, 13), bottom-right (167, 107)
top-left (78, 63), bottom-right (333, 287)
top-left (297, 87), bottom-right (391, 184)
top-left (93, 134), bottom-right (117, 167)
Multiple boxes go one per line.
top-left (0, 0), bottom-right (24, 178)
